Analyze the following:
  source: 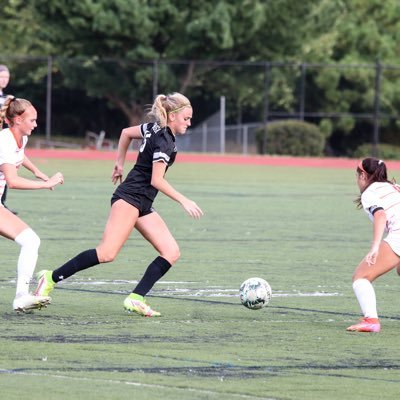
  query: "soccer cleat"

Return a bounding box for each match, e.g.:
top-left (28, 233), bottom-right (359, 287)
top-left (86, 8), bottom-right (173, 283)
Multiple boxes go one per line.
top-left (346, 317), bottom-right (381, 333)
top-left (13, 293), bottom-right (51, 312)
top-left (34, 270), bottom-right (56, 297)
top-left (123, 294), bottom-right (161, 317)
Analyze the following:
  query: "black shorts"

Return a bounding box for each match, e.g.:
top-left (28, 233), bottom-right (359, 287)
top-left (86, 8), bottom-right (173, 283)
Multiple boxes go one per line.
top-left (111, 192), bottom-right (155, 217)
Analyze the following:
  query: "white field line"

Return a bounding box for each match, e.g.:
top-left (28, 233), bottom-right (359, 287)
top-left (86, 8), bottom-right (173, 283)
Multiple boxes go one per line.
top-left (4, 279), bottom-right (341, 298)
top-left (20, 279), bottom-right (340, 298)
top-left (153, 290), bottom-right (341, 298)
top-left (0, 369), bottom-right (277, 400)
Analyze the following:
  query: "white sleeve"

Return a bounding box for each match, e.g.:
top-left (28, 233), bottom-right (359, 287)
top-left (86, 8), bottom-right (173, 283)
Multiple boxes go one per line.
top-left (0, 136), bottom-right (15, 166)
top-left (361, 187), bottom-right (382, 215)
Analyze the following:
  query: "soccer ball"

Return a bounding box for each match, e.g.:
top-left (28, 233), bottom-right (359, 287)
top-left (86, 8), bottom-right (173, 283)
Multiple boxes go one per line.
top-left (239, 277), bottom-right (272, 309)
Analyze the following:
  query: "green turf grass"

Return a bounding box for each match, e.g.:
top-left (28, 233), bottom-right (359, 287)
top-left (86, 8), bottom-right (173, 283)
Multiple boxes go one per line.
top-left (1, 158), bottom-right (399, 400)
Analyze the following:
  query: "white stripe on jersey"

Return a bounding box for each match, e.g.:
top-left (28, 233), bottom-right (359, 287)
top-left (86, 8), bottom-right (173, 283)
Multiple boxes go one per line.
top-left (362, 182), bottom-right (400, 233)
top-left (153, 151), bottom-right (170, 164)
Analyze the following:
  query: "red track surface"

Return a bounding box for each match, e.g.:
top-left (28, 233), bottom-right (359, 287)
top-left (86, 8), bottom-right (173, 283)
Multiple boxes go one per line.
top-left (25, 148), bottom-right (400, 170)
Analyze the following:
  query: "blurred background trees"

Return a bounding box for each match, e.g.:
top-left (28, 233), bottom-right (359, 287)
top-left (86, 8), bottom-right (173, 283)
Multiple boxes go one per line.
top-left (1, 0), bottom-right (400, 156)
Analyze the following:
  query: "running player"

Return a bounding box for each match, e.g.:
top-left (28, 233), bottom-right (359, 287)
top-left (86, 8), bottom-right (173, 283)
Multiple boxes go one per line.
top-left (35, 92), bottom-right (203, 317)
top-left (0, 96), bottom-right (64, 312)
top-left (347, 157), bottom-right (400, 333)
top-left (0, 64), bottom-right (17, 213)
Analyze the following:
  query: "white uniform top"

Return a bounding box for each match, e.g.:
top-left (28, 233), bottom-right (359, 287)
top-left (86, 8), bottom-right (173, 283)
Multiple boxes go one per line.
top-left (0, 128), bottom-right (27, 197)
top-left (361, 181), bottom-right (400, 254)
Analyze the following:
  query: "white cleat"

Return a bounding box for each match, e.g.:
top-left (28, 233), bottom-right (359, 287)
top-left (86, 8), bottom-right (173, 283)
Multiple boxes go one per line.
top-left (13, 293), bottom-right (51, 313)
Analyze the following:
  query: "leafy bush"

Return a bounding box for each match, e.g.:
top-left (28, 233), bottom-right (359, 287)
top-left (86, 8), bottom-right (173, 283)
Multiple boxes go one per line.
top-left (353, 143), bottom-right (400, 160)
top-left (256, 120), bottom-right (326, 156)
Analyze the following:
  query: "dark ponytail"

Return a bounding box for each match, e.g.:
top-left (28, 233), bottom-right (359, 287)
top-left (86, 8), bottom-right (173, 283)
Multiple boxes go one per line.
top-left (354, 157), bottom-right (394, 208)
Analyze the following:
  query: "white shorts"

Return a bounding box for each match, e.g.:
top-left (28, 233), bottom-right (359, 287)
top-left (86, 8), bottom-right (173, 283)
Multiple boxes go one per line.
top-left (384, 233), bottom-right (400, 256)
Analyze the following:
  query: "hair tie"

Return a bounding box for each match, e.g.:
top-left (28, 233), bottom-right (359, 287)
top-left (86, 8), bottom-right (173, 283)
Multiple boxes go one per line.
top-left (378, 159), bottom-right (383, 165)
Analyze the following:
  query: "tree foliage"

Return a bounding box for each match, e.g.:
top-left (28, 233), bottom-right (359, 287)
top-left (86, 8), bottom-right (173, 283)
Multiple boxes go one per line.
top-left (1, 0), bottom-right (400, 152)
top-left (0, 0), bottom-right (315, 125)
top-left (300, 0), bottom-right (400, 152)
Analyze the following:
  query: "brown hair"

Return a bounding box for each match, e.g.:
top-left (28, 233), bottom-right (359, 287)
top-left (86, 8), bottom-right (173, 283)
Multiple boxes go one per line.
top-left (147, 92), bottom-right (191, 127)
top-left (354, 157), bottom-right (394, 208)
top-left (0, 64), bottom-right (10, 74)
top-left (0, 96), bottom-right (32, 129)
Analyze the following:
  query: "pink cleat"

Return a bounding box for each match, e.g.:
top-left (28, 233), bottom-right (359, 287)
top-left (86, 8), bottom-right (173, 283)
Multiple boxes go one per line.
top-left (346, 317), bottom-right (381, 333)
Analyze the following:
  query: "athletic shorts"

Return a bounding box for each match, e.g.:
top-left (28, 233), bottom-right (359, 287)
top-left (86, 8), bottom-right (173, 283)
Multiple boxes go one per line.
top-left (384, 233), bottom-right (400, 256)
top-left (111, 192), bottom-right (155, 217)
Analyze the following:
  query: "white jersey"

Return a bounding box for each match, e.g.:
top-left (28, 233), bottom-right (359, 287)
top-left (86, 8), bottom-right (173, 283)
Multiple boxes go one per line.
top-left (0, 128), bottom-right (27, 197)
top-left (361, 181), bottom-right (400, 234)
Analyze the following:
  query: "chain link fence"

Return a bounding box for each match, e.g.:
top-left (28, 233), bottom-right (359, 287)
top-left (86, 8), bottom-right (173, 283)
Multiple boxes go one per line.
top-left (1, 56), bottom-right (399, 155)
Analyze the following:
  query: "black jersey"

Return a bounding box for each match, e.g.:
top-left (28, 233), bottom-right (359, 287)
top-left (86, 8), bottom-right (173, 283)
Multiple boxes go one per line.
top-left (113, 122), bottom-right (177, 202)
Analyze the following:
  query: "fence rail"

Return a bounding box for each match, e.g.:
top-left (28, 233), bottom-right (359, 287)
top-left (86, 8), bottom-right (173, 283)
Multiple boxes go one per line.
top-left (2, 56), bottom-right (400, 156)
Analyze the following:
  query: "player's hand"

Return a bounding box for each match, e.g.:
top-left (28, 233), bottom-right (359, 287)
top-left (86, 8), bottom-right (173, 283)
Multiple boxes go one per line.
top-left (180, 198), bottom-right (204, 219)
top-left (365, 248), bottom-right (378, 266)
top-left (111, 164), bottom-right (124, 185)
top-left (47, 172), bottom-right (64, 190)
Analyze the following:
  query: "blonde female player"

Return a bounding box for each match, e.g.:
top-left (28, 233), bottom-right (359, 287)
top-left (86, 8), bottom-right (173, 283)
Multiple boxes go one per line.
top-left (35, 92), bottom-right (203, 317)
top-left (0, 96), bottom-right (64, 312)
top-left (347, 157), bottom-right (400, 333)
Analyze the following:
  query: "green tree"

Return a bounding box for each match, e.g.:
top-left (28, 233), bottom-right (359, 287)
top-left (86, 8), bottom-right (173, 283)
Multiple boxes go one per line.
top-left (300, 0), bottom-right (400, 152)
top-left (2, 0), bottom-right (400, 153)
top-left (0, 0), bottom-right (316, 129)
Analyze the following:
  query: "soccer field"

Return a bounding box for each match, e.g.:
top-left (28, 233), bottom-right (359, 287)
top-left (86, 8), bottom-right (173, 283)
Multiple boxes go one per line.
top-left (1, 157), bottom-right (399, 400)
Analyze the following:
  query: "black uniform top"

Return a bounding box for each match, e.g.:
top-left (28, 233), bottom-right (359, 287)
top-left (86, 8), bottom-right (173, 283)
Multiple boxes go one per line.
top-left (114, 122), bottom-right (177, 202)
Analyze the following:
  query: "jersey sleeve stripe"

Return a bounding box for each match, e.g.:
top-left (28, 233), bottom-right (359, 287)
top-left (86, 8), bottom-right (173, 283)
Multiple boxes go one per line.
top-left (153, 151), bottom-right (170, 163)
top-left (140, 123), bottom-right (148, 137)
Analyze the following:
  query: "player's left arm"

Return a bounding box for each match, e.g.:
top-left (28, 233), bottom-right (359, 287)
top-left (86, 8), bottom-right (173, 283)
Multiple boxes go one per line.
top-left (151, 161), bottom-right (203, 219)
top-left (22, 155), bottom-right (49, 181)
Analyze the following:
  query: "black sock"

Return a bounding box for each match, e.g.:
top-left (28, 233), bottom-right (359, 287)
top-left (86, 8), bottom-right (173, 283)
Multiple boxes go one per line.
top-left (52, 249), bottom-right (100, 282)
top-left (133, 256), bottom-right (172, 296)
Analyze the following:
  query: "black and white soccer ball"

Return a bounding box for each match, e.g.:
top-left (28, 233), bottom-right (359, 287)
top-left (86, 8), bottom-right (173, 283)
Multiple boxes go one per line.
top-left (239, 277), bottom-right (272, 309)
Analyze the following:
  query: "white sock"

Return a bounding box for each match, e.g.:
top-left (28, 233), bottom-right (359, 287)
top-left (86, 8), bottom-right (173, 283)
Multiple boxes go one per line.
top-left (352, 278), bottom-right (378, 319)
top-left (14, 228), bottom-right (41, 297)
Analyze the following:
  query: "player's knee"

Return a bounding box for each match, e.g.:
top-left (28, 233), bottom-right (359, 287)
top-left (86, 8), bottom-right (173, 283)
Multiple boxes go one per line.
top-left (352, 272), bottom-right (373, 282)
top-left (351, 272), bottom-right (359, 282)
top-left (164, 246), bottom-right (180, 265)
top-left (14, 228), bottom-right (40, 251)
top-left (96, 248), bottom-right (118, 263)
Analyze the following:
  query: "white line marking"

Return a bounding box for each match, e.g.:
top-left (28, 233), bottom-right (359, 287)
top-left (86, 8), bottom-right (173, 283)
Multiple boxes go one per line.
top-left (0, 370), bottom-right (277, 400)
top-left (44, 279), bottom-right (341, 298)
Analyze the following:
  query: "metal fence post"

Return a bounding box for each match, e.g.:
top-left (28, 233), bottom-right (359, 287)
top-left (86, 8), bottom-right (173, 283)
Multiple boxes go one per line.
top-left (45, 56), bottom-right (52, 143)
top-left (220, 95), bottom-right (225, 153)
top-left (243, 125), bottom-right (248, 155)
top-left (262, 62), bottom-right (270, 154)
top-left (299, 63), bottom-right (306, 121)
top-left (372, 59), bottom-right (382, 157)
top-left (202, 122), bottom-right (207, 152)
top-left (153, 60), bottom-right (158, 100)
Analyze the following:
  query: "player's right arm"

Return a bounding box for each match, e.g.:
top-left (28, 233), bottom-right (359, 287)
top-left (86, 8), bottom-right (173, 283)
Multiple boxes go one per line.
top-left (1, 163), bottom-right (63, 190)
top-left (22, 155), bottom-right (50, 181)
top-left (112, 125), bottom-right (142, 185)
top-left (151, 161), bottom-right (203, 219)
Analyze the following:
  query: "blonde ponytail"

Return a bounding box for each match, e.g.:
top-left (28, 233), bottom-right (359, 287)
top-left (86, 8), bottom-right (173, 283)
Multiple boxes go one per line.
top-left (147, 92), bottom-right (191, 127)
top-left (0, 96), bottom-right (32, 129)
